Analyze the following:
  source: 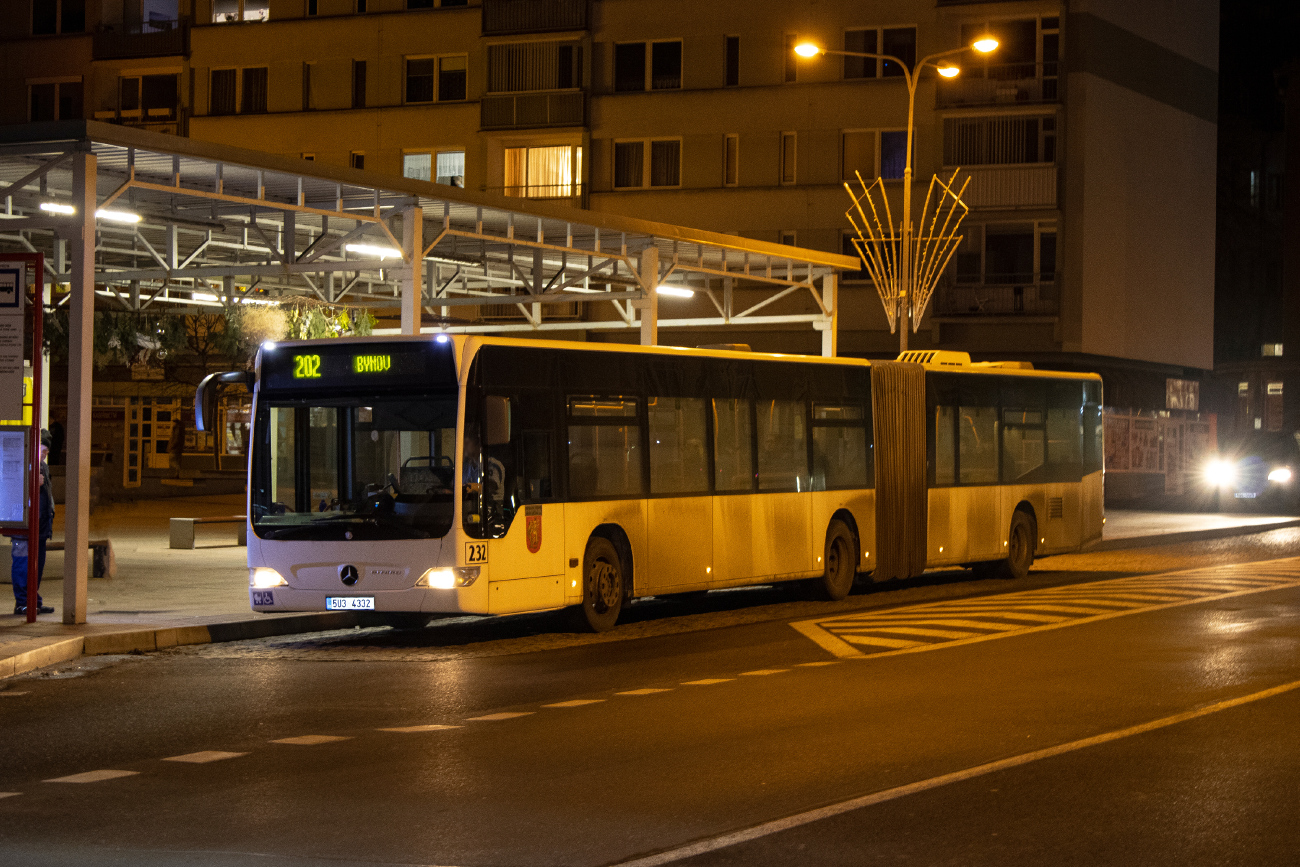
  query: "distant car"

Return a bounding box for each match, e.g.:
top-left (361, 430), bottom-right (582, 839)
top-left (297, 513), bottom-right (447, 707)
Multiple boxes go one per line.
top-left (1203, 432), bottom-right (1300, 512)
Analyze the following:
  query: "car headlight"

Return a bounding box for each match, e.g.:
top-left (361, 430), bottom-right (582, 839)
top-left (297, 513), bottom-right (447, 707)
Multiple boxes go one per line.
top-left (1268, 467), bottom-right (1293, 483)
top-left (250, 567), bottom-right (288, 588)
top-left (417, 566), bottom-right (480, 589)
top-left (1204, 459), bottom-right (1236, 487)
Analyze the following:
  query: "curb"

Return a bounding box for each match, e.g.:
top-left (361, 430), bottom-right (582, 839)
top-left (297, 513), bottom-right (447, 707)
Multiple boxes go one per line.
top-left (1088, 519), bottom-right (1300, 553)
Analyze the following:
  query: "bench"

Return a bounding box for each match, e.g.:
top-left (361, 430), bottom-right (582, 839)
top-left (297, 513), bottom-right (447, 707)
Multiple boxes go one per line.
top-left (46, 538), bottom-right (116, 579)
top-left (169, 516), bottom-right (248, 549)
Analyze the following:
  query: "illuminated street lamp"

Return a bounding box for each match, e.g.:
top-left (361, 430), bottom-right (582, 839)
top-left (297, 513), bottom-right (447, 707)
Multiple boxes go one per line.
top-left (795, 36), bottom-right (998, 351)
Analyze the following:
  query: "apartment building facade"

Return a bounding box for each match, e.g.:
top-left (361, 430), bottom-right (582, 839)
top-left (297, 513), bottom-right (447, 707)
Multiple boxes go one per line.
top-left (2, 0), bottom-right (1218, 397)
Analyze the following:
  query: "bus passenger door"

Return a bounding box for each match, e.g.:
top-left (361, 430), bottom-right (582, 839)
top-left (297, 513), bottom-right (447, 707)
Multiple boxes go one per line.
top-left (646, 397), bottom-right (713, 591)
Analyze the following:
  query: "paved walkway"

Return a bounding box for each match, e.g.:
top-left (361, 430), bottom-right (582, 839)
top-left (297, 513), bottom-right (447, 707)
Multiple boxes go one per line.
top-left (3, 497), bottom-right (1299, 678)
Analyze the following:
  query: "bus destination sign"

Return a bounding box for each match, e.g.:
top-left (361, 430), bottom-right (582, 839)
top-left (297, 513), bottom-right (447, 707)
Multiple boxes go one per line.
top-left (262, 341), bottom-right (454, 393)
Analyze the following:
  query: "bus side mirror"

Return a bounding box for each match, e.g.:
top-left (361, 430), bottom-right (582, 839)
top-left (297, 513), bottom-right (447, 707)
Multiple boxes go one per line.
top-left (196, 370), bottom-right (254, 431)
top-left (484, 395), bottom-right (511, 446)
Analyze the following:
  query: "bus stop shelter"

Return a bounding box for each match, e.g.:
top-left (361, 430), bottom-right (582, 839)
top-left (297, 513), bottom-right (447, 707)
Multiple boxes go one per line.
top-left (0, 120), bottom-right (858, 624)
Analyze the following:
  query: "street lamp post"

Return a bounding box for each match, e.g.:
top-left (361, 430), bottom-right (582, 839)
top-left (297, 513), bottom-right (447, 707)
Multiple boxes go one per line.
top-left (796, 37), bottom-right (997, 352)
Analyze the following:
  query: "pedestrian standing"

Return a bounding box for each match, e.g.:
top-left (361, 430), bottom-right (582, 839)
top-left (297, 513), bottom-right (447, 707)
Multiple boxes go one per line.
top-left (12, 429), bottom-right (55, 616)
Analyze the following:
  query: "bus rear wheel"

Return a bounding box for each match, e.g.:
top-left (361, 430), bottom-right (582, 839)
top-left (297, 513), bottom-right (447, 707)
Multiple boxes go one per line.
top-left (816, 519), bottom-right (857, 601)
top-left (571, 536), bottom-right (624, 632)
top-left (996, 510), bottom-right (1036, 580)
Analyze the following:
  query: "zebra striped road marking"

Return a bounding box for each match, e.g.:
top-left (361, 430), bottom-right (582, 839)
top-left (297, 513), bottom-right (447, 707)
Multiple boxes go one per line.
top-left (792, 557), bottom-right (1300, 659)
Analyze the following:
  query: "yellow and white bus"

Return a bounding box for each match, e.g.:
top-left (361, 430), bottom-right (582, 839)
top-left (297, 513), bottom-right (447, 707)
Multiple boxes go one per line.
top-left (213, 336), bottom-right (1103, 631)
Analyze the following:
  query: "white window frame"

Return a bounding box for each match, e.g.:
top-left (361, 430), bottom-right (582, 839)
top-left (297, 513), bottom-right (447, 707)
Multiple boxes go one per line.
top-left (212, 0), bottom-right (269, 23)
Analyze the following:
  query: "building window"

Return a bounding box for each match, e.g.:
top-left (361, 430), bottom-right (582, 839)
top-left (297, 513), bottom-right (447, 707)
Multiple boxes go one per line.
top-left (405, 151), bottom-right (465, 186)
top-left (841, 130), bottom-right (874, 182)
top-left (351, 151), bottom-right (365, 169)
top-left (843, 27), bottom-right (916, 78)
top-left (32, 0), bottom-right (84, 34)
top-left (614, 41), bottom-right (681, 92)
top-left (352, 60), bottom-right (367, 109)
top-left (438, 56), bottom-right (468, 101)
top-left (1263, 343), bottom-right (1284, 357)
top-left (120, 73), bottom-right (179, 121)
top-left (723, 134), bottom-right (739, 186)
top-left (725, 36), bottom-right (739, 87)
top-left (880, 130), bottom-right (907, 179)
top-left (779, 132), bottom-right (796, 184)
top-left (784, 33), bottom-right (798, 82)
top-left (780, 231), bottom-right (796, 246)
top-left (356, 0), bottom-right (366, 12)
top-left (943, 115), bottom-right (1055, 166)
top-left (302, 153), bottom-right (315, 160)
top-left (406, 59), bottom-right (435, 103)
top-left (404, 153), bottom-right (432, 180)
top-left (241, 67), bottom-right (268, 114)
top-left (504, 145), bottom-right (581, 198)
top-left (213, 0), bottom-right (269, 22)
top-left (613, 139), bottom-right (679, 189)
top-left (955, 221), bottom-right (1057, 287)
top-left (840, 234), bottom-right (869, 281)
top-left (307, 0), bottom-right (317, 15)
top-left (210, 69), bottom-right (236, 115)
top-left (302, 62), bottom-right (313, 111)
top-left (487, 42), bottom-right (582, 93)
top-left (1266, 382), bottom-right (1284, 431)
top-left (29, 79), bottom-right (82, 121)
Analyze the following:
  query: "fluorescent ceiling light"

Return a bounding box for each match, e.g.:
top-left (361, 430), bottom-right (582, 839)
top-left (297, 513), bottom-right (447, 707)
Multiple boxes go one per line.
top-left (345, 243), bottom-right (402, 260)
top-left (40, 202), bottom-right (76, 215)
top-left (96, 208), bottom-right (142, 224)
top-left (656, 285), bottom-right (695, 298)
top-left (191, 292), bottom-right (220, 302)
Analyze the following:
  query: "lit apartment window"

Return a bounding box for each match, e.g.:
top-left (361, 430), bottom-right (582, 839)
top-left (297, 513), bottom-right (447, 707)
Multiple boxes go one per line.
top-left (213, 0), bottom-right (269, 22)
top-left (505, 145), bottom-right (581, 198)
top-left (32, 0), bottom-right (85, 34)
top-left (614, 41), bottom-right (682, 92)
top-left (403, 151), bottom-right (464, 186)
top-left (29, 79), bottom-right (82, 121)
top-left (613, 140), bottom-right (679, 189)
top-left (843, 27), bottom-right (916, 78)
top-left (1263, 344), bottom-right (1284, 357)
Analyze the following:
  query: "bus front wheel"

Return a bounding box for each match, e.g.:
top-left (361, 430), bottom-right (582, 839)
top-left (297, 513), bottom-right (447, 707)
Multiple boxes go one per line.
top-left (997, 511), bottom-right (1036, 580)
top-left (571, 536), bottom-right (624, 632)
top-left (816, 520), bottom-right (857, 601)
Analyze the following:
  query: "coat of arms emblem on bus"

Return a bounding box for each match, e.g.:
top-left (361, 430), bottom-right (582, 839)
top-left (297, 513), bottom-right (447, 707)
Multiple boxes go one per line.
top-left (525, 505), bottom-right (542, 553)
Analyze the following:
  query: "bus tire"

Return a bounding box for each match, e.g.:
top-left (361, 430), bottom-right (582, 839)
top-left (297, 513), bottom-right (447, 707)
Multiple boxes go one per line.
top-left (816, 519), bottom-right (857, 601)
top-left (571, 535), bottom-right (624, 632)
top-left (996, 510), bottom-right (1036, 580)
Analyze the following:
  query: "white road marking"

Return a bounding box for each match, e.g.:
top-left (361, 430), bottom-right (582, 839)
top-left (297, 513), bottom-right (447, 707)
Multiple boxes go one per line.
top-left (0, 792), bottom-right (20, 799)
top-left (741, 669), bottom-right (788, 676)
top-left (0, 692), bottom-right (29, 697)
top-left (271, 735), bottom-right (352, 745)
top-left (841, 635), bottom-right (924, 649)
top-left (865, 625), bottom-right (984, 640)
top-left (613, 677), bottom-right (1300, 866)
top-left (379, 724), bottom-right (461, 732)
top-left (466, 712), bottom-right (534, 721)
top-left (682, 679), bottom-right (733, 685)
top-left (543, 699), bottom-right (605, 708)
top-left (163, 751), bottom-right (246, 764)
top-left (45, 770), bottom-right (139, 784)
top-left (796, 661), bottom-right (841, 667)
top-left (618, 688), bottom-right (673, 695)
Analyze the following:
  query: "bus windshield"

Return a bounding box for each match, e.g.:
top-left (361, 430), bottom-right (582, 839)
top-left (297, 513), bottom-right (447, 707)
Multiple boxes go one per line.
top-left (251, 397), bottom-right (458, 541)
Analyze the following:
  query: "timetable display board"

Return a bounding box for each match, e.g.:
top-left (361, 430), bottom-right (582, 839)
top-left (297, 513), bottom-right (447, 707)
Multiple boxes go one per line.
top-left (259, 340), bottom-right (457, 394)
top-left (0, 428), bottom-right (29, 527)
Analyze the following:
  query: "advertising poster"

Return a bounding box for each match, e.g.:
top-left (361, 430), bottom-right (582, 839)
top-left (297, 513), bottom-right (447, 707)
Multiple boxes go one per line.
top-left (0, 429), bottom-right (27, 526)
top-left (0, 266), bottom-right (23, 423)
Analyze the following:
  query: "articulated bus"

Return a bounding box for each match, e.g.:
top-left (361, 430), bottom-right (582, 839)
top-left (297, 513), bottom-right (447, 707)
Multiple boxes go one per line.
top-left (203, 336), bottom-right (1103, 631)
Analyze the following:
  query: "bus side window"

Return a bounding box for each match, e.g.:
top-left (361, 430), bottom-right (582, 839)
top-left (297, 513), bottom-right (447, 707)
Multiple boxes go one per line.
top-left (811, 403), bottom-right (868, 490)
top-left (757, 399), bottom-right (809, 492)
top-left (958, 405), bottom-right (999, 485)
top-left (522, 430), bottom-right (553, 500)
top-left (934, 404), bottom-right (957, 486)
top-left (713, 398), bottom-right (754, 492)
top-left (648, 396), bottom-right (709, 495)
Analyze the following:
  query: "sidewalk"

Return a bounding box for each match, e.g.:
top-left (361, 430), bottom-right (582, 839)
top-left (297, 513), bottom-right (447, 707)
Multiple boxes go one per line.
top-left (4, 498), bottom-right (1300, 679)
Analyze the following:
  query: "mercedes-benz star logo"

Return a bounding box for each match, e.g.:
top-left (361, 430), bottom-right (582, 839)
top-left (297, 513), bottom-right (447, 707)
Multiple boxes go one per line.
top-left (339, 565), bottom-right (360, 586)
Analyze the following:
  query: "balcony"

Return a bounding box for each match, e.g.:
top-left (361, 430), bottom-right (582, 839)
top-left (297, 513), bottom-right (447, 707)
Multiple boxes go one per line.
top-left (482, 91), bottom-right (585, 129)
top-left (482, 0), bottom-right (587, 35)
top-left (935, 279), bottom-right (1059, 317)
top-left (955, 164), bottom-right (1057, 209)
top-left (93, 18), bottom-right (189, 60)
top-left (93, 107), bottom-right (185, 136)
top-left (937, 62), bottom-right (1057, 108)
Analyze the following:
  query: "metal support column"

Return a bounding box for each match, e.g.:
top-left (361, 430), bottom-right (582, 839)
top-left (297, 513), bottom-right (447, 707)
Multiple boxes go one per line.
top-left (638, 246), bottom-right (659, 347)
top-left (400, 206), bottom-right (422, 335)
top-left (64, 150), bottom-right (96, 625)
top-left (820, 273), bottom-right (838, 358)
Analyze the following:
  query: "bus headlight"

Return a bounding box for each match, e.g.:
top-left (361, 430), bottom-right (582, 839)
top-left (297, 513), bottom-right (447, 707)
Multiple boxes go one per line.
top-left (417, 566), bottom-right (480, 589)
top-left (1204, 459), bottom-right (1236, 488)
top-left (1268, 467), bottom-right (1293, 484)
top-left (250, 567), bottom-right (288, 588)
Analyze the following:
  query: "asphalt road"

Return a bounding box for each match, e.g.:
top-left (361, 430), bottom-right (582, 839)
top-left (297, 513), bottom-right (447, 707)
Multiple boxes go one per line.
top-left (2, 531), bottom-right (1300, 866)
